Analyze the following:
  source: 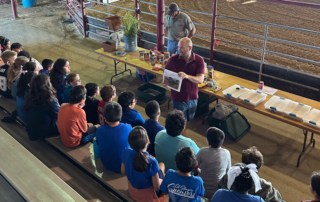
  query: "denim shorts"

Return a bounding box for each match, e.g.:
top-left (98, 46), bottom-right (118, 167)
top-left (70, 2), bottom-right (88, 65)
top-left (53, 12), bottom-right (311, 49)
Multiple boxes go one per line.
top-left (167, 40), bottom-right (179, 55)
top-left (172, 99), bottom-right (198, 121)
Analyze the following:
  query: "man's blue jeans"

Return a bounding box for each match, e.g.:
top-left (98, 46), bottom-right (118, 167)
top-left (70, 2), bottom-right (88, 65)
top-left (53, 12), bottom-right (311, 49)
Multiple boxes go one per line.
top-left (167, 40), bottom-right (179, 55)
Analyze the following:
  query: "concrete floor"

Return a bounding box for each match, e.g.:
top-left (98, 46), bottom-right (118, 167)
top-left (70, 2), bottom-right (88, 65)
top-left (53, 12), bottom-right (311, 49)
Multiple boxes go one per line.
top-left (1, 2), bottom-right (319, 201)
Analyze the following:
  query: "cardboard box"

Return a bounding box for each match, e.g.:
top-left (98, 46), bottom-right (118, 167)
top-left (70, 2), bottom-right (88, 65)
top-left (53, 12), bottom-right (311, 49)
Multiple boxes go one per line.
top-left (102, 40), bottom-right (116, 52)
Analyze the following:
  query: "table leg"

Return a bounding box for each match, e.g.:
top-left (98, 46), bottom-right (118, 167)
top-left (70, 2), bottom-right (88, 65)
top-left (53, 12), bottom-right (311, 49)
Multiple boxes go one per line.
top-left (202, 96), bottom-right (219, 125)
top-left (297, 130), bottom-right (315, 167)
top-left (110, 60), bottom-right (133, 84)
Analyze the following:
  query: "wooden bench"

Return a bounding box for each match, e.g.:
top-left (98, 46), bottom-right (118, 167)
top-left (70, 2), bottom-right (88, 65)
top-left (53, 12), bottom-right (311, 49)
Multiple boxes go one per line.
top-left (0, 127), bottom-right (86, 202)
top-left (46, 136), bottom-right (135, 202)
top-left (0, 96), bottom-right (26, 126)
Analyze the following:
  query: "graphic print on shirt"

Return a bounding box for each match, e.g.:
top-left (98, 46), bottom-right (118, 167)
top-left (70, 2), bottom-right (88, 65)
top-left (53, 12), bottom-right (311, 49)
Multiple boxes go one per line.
top-left (0, 76), bottom-right (7, 91)
top-left (168, 183), bottom-right (195, 200)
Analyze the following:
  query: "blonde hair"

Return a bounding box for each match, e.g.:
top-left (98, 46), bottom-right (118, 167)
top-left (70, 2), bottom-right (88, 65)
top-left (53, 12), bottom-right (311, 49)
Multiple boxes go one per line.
top-left (66, 73), bottom-right (79, 84)
top-left (7, 56), bottom-right (29, 89)
top-left (1, 51), bottom-right (17, 64)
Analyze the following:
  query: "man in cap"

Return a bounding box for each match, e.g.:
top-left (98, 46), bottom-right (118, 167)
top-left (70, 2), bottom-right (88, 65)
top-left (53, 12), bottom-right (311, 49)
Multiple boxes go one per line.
top-left (165, 3), bottom-right (196, 55)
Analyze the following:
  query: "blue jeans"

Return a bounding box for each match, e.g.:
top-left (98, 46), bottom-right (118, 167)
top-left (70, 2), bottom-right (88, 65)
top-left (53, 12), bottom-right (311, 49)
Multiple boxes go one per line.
top-left (167, 40), bottom-right (179, 55)
top-left (172, 99), bottom-right (198, 121)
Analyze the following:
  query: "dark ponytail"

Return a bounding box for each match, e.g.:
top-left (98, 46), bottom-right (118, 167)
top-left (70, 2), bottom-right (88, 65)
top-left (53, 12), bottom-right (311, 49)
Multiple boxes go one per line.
top-left (17, 62), bottom-right (37, 98)
top-left (232, 166), bottom-right (254, 193)
top-left (128, 126), bottom-right (149, 173)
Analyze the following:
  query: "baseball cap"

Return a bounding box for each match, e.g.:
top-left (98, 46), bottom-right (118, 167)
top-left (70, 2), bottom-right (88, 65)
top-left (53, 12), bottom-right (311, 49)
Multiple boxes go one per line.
top-left (166, 3), bottom-right (179, 15)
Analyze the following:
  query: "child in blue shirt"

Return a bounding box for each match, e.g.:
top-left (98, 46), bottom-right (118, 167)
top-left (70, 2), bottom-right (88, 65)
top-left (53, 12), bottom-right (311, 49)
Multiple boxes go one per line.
top-left (50, 58), bottom-right (70, 104)
top-left (96, 101), bottom-right (132, 173)
top-left (143, 100), bottom-right (165, 157)
top-left (211, 164), bottom-right (264, 202)
top-left (160, 147), bottom-right (205, 202)
top-left (63, 73), bottom-right (81, 103)
top-left (121, 126), bottom-right (165, 201)
top-left (39, 59), bottom-right (53, 75)
top-left (16, 62), bottom-right (37, 123)
top-left (118, 91), bottom-right (145, 127)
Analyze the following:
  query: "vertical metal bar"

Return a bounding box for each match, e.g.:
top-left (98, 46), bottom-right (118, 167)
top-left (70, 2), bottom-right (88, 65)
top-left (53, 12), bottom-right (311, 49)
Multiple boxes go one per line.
top-left (135, 0), bottom-right (140, 45)
top-left (258, 25), bottom-right (268, 82)
top-left (135, 0), bottom-right (139, 19)
top-left (81, 0), bottom-right (87, 37)
top-left (209, 0), bottom-right (218, 66)
top-left (156, 0), bottom-right (165, 52)
top-left (107, 0), bottom-right (110, 17)
top-left (66, 0), bottom-right (70, 16)
top-left (11, 0), bottom-right (18, 19)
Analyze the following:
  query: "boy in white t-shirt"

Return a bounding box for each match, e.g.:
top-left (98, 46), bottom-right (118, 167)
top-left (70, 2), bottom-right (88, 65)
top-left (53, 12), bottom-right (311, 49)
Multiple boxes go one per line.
top-left (196, 127), bottom-right (231, 199)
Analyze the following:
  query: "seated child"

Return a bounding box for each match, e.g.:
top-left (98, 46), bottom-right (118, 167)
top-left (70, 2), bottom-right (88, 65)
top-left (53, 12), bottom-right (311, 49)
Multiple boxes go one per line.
top-left (83, 83), bottom-right (100, 125)
top-left (96, 101), bottom-right (132, 173)
top-left (97, 85), bottom-right (116, 125)
top-left (11, 42), bottom-right (23, 53)
top-left (118, 91), bottom-right (145, 127)
top-left (218, 146), bottom-right (282, 202)
top-left (211, 164), bottom-right (264, 202)
top-left (0, 37), bottom-right (11, 52)
top-left (25, 74), bottom-right (60, 141)
top-left (16, 62), bottom-right (38, 123)
top-left (49, 58), bottom-right (70, 104)
top-left (121, 126), bottom-right (165, 202)
top-left (63, 73), bottom-right (81, 103)
top-left (17, 50), bottom-right (43, 70)
top-left (7, 56), bottom-right (29, 98)
top-left (160, 147), bottom-right (205, 202)
top-left (196, 127), bottom-right (231, 198)
top-left (155, 110), bottom-right (200, 171)
top-left (1, 56), bottom-right (29, 123)
top-left (301, 171), bottom-right (320, 202)
top-left (58, 85), bottom-right (99, 148)
top-left (0, 51), bottom-right (17, 98)
top-left (143, 100), bottom-right (165, 157)
top-left (39, 59), bottom-right (53, 75)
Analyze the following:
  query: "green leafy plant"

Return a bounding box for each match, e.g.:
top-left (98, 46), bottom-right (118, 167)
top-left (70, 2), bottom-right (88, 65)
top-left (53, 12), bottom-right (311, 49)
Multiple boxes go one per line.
top-left (121, 12), bottom-right (140, 37)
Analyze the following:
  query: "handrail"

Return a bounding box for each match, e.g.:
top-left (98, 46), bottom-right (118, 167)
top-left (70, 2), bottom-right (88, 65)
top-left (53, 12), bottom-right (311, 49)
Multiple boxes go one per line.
top-left (218, 14), bottom-right (320, 35)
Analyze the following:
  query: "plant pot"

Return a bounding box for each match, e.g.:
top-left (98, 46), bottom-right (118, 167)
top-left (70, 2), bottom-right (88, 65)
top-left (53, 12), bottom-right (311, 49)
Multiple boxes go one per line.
top-left (104, 16), bottom-right (121, 31)
top-left (124, 35), bottom-right (137, 52)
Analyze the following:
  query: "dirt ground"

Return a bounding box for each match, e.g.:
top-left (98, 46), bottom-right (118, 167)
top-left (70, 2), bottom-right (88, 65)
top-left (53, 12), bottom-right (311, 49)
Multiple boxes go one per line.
top-left (86, 0), bottom-right (320, 75)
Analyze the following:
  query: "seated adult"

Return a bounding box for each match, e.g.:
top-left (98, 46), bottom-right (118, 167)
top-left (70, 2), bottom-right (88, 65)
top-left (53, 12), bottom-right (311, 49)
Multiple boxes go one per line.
top-left (218, 146), bottom-right (282, 202)
top-left (96, 101), bottom-right (132, 173)
top-left (25, 74), bottom-right (60, 141)
top-left (118, 91), bottom-right (145, 127)
top-left (211, 164), bottom-right (265, 202)
top-left (155, 109), bottom-right (200, 171)
top-left (57, 85), bottom-right (98, 148)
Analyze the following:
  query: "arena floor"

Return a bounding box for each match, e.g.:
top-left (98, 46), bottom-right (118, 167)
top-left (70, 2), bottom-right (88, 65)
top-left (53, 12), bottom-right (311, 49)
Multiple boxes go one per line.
top-left (86, 0), bottom-right (320, 75)
top-left (1, 1), bottom-right (320, 201)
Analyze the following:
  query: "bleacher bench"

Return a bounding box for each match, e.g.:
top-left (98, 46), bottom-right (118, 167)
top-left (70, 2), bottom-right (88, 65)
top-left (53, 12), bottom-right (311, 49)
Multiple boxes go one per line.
top-left (46, 136), bottom-right (135, 202)
top-left (0, 127), bottom-right (86, 202)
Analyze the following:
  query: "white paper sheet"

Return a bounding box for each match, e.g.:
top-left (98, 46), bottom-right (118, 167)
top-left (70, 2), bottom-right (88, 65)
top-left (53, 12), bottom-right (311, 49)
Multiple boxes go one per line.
top-left (163, 69), bottom-right (182, 92)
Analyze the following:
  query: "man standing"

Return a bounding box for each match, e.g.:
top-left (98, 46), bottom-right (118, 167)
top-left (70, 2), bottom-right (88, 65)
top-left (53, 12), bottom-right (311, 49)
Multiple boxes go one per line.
top-left (165, 37), bottom-right (205, 137)
top-left (165, 3), bottom-right (196, 55)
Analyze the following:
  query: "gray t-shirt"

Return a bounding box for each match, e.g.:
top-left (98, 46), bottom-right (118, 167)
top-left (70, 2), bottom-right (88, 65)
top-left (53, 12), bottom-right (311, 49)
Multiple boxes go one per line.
top-left (196, 147), bottom-right (231, 199)
top-left (165, 12), bottom-right (195, 41)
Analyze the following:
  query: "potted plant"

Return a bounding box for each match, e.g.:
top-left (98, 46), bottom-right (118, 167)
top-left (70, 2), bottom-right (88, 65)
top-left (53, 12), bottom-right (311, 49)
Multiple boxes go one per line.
top-left (121, 12), bottom-right (140, 52)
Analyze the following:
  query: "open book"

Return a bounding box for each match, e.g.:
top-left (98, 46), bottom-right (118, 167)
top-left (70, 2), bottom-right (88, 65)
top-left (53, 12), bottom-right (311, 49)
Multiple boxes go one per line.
top-left (163, 69), bottom-right (182, 92)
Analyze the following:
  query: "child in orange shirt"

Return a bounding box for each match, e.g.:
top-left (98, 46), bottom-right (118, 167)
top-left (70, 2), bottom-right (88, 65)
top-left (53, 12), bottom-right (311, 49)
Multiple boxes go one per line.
top-left (58, 85), bottom-right (99, 147)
